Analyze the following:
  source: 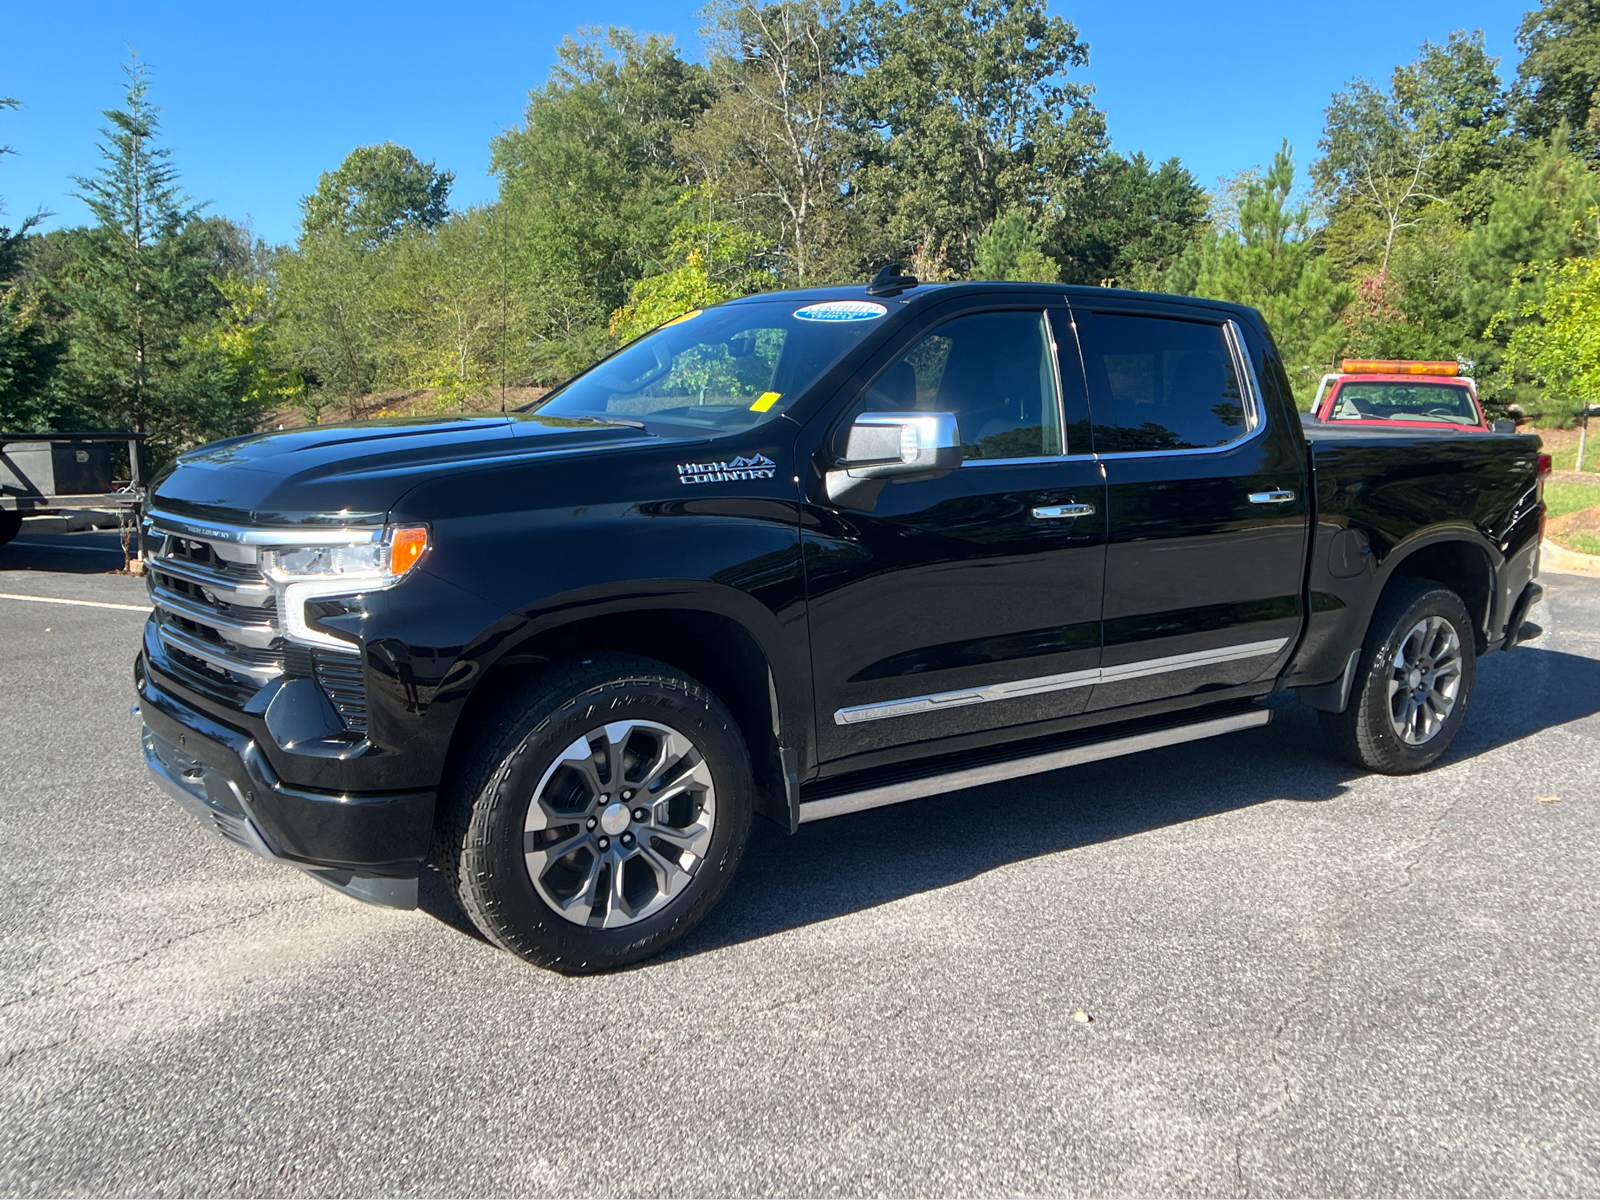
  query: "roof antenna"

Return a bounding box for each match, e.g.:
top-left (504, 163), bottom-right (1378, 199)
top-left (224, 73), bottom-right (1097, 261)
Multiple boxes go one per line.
top-left (866, 263), bottom-right (920, 298)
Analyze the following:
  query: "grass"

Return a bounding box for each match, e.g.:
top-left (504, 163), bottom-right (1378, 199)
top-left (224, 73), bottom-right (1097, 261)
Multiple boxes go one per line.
top-left (1559, 529), bottom-right (1600, 555)
top-left (1544, 483), bottom-right (1600, 519)
top-left (1528, 426), bottom-right (1600, 473)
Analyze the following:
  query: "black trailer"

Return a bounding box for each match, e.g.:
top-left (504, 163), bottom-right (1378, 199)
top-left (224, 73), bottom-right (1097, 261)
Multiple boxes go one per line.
top-left (0, 431), bottom-right (148, 553)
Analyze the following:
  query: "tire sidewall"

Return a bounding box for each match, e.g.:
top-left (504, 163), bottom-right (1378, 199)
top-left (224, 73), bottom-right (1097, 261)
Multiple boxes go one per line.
top-left (1354, 586), bottom-right (1477, 772)
top-left (468, 670), bottom-right (751, 971)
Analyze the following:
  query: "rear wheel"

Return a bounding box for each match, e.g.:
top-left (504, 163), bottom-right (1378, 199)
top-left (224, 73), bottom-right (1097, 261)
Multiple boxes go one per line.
top-left (0, 509), bottom-right (22, 546)
top-left (437, 654), bottom-right (753, 973)
top-left (1320, 580), bottom-right (1476, 774)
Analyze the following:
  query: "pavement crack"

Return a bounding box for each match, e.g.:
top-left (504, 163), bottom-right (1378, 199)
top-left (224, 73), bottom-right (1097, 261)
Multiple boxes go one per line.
top-left (0, 894), bottom-right (320, 1014)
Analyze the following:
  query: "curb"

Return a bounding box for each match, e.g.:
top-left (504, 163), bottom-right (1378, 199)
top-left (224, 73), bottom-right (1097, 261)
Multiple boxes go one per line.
top-left (1541, 539), bottom-right (1600, 577)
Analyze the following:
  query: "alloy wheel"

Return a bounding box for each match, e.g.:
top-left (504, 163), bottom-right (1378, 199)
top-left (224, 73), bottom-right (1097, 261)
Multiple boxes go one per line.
top-left (522, 720), bottom-right (717, 928)
top-left (1386, 615), bottom-right (1464, 746)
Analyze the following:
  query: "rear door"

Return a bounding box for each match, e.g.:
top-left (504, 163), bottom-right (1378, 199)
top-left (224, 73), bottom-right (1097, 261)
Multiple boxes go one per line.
top-left (803, 295), bottom-right (1107, 766)
top-left (1068, 301), bottom-right (1310, 713)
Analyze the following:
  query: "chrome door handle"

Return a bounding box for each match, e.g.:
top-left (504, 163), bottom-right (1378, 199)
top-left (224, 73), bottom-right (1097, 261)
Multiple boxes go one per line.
top-left (1248, 490), bottom-right (1295, 505)
top-left (1032, 503), bottom-right (1096, 520)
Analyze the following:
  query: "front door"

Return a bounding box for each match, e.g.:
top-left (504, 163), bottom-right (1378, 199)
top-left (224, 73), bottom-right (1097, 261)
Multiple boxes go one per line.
top-left (804, 299), bottom-right (1108, 768)
top-left (1069, 302), bottom-right (1310, 713)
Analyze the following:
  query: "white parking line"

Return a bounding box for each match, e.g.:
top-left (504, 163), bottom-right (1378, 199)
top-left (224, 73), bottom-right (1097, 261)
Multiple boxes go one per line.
top-left (13, 541), bottom-right (125, 553)
top-left (0, 591), bottom-right (150, 612)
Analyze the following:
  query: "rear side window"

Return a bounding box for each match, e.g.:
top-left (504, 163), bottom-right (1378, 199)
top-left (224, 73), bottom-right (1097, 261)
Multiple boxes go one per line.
top-left (1078, 313), bottom-right (1250, 453)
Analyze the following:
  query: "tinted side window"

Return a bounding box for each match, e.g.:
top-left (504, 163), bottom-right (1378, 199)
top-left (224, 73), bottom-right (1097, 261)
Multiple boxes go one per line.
top-left (858, 311), bottom-right (1063, 459)
top-left (1079, 314), bottom-right (1247, 452)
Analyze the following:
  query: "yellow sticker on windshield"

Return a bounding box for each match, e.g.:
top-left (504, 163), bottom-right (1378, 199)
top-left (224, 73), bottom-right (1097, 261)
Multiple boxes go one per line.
top-left (749, 391), bottom-right (782, 412)
top-left (660, 309), bottom-right (701, 329)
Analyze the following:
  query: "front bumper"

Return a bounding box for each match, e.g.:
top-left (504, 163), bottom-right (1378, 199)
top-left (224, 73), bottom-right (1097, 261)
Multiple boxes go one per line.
top-left (137, 664), bottom-right (434, 908)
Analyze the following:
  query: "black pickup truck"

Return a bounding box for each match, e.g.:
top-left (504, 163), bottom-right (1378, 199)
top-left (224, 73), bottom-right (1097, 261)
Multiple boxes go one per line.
top-left (135, 279), bottom-right (1548, 972)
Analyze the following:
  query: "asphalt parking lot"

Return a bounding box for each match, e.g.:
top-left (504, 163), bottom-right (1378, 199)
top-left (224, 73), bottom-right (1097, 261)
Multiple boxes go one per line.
top-left (1, 528), bottom-right (1596, 1197)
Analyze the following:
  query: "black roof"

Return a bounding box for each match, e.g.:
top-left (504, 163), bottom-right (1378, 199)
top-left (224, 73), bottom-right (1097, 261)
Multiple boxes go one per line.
top-left (723, 280), bottom-right (1264, 327)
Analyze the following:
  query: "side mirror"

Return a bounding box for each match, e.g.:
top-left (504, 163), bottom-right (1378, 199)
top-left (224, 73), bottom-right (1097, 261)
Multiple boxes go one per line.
top-left (826, 411), bottom-right (962, 510)
top-left (1492, 418), bottom-right (1517, 434)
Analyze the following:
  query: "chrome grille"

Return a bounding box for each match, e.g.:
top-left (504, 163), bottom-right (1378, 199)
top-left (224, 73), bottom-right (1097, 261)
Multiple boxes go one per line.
top-left (147, 527), bottom-right (285, 688)
top-left (144, 515), bottom-right (371, 728)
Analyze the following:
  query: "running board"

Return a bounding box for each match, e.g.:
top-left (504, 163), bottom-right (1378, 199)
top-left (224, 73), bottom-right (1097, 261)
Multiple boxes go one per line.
top-left (796, 708), bottom-right (1273, 825)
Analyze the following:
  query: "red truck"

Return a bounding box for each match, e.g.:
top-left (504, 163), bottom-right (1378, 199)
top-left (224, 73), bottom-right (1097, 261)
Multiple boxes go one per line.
top-left (1309, 360), bottom-right (1491, 432)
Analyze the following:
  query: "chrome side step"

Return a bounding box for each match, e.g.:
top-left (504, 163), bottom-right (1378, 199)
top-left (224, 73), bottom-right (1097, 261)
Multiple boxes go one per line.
top-left (796, 707), bottom-right (1273, 825)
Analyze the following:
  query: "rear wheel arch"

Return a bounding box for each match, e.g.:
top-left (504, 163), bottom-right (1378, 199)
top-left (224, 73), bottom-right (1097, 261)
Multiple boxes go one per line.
top-left (1373, 535), bottom-right (1497, 652)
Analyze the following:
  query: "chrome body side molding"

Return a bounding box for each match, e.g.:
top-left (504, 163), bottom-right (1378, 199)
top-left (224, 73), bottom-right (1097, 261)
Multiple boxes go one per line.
top-left (833, 637), bottom-right (1287, 725)
top-left (799, 708), bottom-right (1272, 824)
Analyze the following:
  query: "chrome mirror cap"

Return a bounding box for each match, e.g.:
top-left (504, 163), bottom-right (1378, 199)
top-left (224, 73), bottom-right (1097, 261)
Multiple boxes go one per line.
top-left (826, 411), bottom-right (963, 510)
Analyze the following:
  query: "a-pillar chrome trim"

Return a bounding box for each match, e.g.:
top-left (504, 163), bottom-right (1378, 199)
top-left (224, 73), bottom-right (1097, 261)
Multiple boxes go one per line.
top-left (833, 637), bottom-right (1287, 725)
top-left (799, 708), bottom-right (1272, 824)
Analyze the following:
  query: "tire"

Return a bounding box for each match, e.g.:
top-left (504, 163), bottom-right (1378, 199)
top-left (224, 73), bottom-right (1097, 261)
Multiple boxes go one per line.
top-left (436, 653), bottom-right (753, 973)
top-left (1319, 579), bottom-right (1477, 774)
top-left (0, 509), bottom-right (22, 547)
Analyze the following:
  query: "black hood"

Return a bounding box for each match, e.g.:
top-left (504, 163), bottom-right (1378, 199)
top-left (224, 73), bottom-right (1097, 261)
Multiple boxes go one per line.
top-left (150, 414), bottom-right (657, 525)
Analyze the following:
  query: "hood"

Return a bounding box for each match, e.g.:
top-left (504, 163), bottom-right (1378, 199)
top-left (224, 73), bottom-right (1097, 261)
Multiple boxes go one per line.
top-left (149, 413), bottom-right (656, 525)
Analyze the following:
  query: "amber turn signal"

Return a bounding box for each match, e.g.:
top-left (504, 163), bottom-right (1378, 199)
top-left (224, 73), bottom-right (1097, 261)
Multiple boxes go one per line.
top-left (1340, 359), bottom-right (1460, 376)
top-left (389, 526), bottom-right (429, 576)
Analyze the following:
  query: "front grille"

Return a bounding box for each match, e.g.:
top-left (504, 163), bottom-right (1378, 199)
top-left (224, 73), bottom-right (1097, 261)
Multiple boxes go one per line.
top-left (147, 529), bottom-right (284, 690)
top-left (144, 515), bottom-right (372, 739)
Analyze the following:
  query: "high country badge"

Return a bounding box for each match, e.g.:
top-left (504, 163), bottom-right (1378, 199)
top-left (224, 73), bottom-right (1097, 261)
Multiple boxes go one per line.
top-left (677, 454), bottom-right (779, 485)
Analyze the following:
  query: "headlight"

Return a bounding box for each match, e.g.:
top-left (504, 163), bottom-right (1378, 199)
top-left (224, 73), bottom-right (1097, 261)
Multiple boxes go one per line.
top-left (261, 526), bottom-right (429, 584)
top-left (261, 525), bottom-right (429, 650)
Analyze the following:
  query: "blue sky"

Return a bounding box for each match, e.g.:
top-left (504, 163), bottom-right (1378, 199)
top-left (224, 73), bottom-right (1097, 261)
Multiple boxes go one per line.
top-left (2, 0), bottom-right (1533, 247)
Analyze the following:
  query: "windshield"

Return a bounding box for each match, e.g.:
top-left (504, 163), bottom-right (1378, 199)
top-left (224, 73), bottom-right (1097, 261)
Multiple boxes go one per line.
top-left (1330, 381), bottom-right (1480, 424)
top-left (529, 298), bottom-right (890, 433)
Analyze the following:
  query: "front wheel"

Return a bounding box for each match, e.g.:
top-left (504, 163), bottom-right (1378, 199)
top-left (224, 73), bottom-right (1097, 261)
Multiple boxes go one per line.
top-left (437, 654), bottom-right (753, 973)
top-left (1320, 579), bottom-right (1477, 774)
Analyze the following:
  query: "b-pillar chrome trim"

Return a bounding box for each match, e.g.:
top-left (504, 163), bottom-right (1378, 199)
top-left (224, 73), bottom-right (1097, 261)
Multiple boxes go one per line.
top-left (799, 708), bottom-right (1272, 824)
top-left (833, 637), bottom-right (1288, 726)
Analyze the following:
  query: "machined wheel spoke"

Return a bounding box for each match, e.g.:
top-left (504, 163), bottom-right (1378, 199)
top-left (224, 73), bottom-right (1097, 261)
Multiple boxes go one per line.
top-left (650, 756), bottom-right (715, 807)
top-left (552, 853), bottom-right (605, 920)
top-left (601, 856), bottom-right (635, 927)
top-left (638, 844), bottom-right (692, 897)
top-left (646, 821), bottom-right (713, 860)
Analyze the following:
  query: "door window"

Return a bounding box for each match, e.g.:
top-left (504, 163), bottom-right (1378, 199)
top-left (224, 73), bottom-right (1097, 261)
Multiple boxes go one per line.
top-left (1080, 314), bottom-right (1250, 452)
top-left (857, 311), bottom-right (1064, 460)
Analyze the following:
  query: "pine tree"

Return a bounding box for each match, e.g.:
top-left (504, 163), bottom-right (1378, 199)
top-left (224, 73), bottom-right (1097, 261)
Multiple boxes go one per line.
top-left (973, 208), bottom-right (1059, 281)
top-left (55, 55), bottom-right (247, 450)
top-left (1173, 143), bottom-right (1352, 403)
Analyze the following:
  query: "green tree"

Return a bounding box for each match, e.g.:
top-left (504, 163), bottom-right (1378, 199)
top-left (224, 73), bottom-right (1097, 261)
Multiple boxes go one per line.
top-left (1172, 143), bottom-right (1352, 402)
top-left (274, 228), bottom-right (389, 422)
top-left (388, 207), bottom-right (510, 409)
top-left (54, 56), bottom-right (261, 452)
top-left (301, 142), bottom-right (454, 247)
top-left (1052, 151), bottom-right (1207, 287)
top-left (844, 0), bottom-right (1106, 274)
top-left (1461, 135), bottom-right (1600, 404)
top-left (1514, 0), bottom-right (1600, 158)
top-left (1501, 254), bottom-right (1600, 421)
top-left (492, 27), bottom-right (713, 379)
top-left (973, 206), bottom-right (1057, 281)
top-left (610, 193), bottom-right (765, 342)
top-left (685, 0), bottom-right (855, 284)
top-left (0, 96), bottom-right (66, 430)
